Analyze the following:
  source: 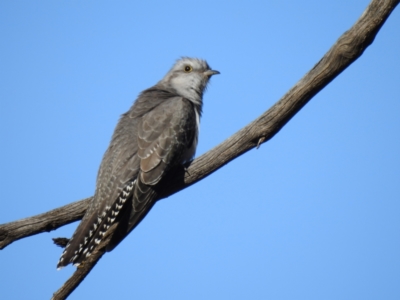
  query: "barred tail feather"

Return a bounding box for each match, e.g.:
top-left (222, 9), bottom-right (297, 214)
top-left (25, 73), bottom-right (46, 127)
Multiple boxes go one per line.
top-left (56, 180), bottom-right (135, 269)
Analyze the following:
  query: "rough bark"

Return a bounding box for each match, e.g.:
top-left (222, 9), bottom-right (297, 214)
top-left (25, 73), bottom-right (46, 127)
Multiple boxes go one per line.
top-left (0, 0), bottom-right (398, 299)
top-left (0, 198), bottom-right (90, 249)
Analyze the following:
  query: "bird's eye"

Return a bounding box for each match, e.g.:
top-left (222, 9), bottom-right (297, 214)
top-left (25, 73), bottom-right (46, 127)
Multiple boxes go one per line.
top-left (184, 65), bottom-right (193, 73)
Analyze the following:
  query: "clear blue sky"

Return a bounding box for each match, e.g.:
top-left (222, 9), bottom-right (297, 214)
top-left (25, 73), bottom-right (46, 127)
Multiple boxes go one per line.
top-left (1, 1), bottom-right (399, 299)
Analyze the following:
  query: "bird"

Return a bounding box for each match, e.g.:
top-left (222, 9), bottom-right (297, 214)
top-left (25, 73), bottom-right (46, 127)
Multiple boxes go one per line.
top-left (56, 57), bottom-right (219, 269)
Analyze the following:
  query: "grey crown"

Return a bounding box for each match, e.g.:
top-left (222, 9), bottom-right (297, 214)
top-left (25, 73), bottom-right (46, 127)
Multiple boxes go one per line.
top-left (57, 57), bottom-right (219, 268)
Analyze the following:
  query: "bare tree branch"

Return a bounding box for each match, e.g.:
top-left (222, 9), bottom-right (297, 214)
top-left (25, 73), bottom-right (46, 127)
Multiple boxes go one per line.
top-left (1, 0), bottom-right (398, 299)
top-left (0, 198), bottom-right (90, 250)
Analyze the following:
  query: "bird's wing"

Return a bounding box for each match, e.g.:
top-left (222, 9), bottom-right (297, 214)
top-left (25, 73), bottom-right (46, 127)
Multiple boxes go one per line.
top-left (57, 96), bottom-right (197, 268)
top-left (107, 96), bottom-right (196, 248)
top-left (102, 96), bottom-right (198, 252)
top-left (133, 96), bottom-right (196, 209)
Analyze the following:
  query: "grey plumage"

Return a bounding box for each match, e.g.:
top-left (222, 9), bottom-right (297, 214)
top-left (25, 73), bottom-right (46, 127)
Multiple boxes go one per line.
top-left (57, 57), bottom-right (219, 269)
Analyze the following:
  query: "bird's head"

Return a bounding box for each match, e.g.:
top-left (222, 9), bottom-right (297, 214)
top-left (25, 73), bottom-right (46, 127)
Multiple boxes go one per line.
top-left (159, 57), bottom-right (219, 105)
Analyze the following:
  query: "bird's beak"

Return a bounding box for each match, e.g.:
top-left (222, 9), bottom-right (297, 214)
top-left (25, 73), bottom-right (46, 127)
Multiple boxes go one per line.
top-left (204, 69), bottom-right (220, 77)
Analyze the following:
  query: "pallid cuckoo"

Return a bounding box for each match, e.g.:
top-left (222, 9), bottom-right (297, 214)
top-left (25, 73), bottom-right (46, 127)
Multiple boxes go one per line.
top-left (57, 57), bottom-right (219, 269)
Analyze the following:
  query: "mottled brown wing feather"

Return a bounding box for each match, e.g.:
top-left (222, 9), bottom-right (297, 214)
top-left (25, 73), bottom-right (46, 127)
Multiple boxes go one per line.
top-left (133, 97), bottom-right (196, 211)
top-left (57, 90), bottom-right (197, 268)
top-left (106, 96), bottom-right (197, 251)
